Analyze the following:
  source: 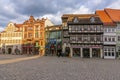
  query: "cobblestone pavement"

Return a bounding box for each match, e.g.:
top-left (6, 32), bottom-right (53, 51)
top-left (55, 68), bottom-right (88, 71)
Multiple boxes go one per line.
top-left (0, 56), bottom-right (120, 80)
top-left (0, 54), bottom-right (30, 60)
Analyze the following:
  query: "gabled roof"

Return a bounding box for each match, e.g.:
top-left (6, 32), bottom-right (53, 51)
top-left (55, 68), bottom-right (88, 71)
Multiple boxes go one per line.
top-left (95, 10), bottom-right (116, 26)
top-left (105, 8), bottom-right (120, 22)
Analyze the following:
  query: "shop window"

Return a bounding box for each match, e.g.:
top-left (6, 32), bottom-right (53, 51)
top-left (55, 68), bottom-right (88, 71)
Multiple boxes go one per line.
top-left (105, 52), bottom-right (107, 56)
top-left (108, 52), bottom-right (111, 56)
top-left (112, 52), bottom-right (114, 56)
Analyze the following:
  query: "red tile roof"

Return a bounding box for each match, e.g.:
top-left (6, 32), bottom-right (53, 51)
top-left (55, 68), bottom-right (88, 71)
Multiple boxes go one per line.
top-left (105, 8), bottom-right (120, 22)
top-left (96, 10), bottom-right (116, 26)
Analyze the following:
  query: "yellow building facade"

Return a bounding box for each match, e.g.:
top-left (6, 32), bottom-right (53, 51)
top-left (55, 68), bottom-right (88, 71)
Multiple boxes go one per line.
top-left (0, 22), bottom-right (23, 54)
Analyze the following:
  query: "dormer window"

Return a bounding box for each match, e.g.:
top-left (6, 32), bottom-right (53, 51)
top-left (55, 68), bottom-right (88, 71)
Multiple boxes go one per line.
top-left (90, 17), bottom-right (95, 23)
top-left (73, 17), bottom-right (79, 23)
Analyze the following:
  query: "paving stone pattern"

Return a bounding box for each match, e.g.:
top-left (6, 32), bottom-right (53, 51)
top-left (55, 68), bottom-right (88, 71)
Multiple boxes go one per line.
top-left (0, 56), bottom-right (120, 80)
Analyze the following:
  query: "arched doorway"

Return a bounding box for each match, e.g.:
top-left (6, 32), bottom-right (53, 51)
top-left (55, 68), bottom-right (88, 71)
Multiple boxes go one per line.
top-left (8, 48), bottom-right (12, 54)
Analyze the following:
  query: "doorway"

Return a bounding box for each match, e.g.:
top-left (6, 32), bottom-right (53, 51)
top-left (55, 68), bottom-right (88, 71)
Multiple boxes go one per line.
top-left (92, 48), bottom-right (100, 58)
top-left (83, 48), bottom-right (90, 58)
top-left (8, 48), bottom-right (12, 54)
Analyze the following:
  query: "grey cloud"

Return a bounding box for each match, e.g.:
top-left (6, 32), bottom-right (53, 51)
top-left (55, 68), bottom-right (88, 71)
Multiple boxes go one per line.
top-left (0, 0), bottom-right (119, 28)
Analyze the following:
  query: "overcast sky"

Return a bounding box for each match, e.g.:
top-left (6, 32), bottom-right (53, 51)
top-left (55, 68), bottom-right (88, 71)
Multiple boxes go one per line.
top-left (0, 0), bottom-right (120, 31)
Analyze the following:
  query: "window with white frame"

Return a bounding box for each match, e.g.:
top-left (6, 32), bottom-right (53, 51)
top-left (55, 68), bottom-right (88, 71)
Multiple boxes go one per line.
top-left (108, 28), bottom-right (111, 32)
top-left (104, 47), bottom-right (115, 56)
top-left (112, 28), bottom-right (115, 32)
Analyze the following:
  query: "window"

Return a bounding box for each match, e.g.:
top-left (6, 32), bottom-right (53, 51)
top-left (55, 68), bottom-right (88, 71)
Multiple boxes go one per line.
top-left (78, 35), bottom-right (82, 41)
top-left (96, 35), bottom-right (101, 41)
top-left (84, 26), bottom-right (87, 31)
top-left (79, 26), bottom-right (82, 31)
top-left (112, 37), bottom-right (115, 41)
top-left (90, 35), bottom-right (94, 41)
top-left (105, 52), bottom-right (107, 56)
top-left (108, 37), bottom-right (111, 41)
top-left (36, 26), bottom-right (39, 30)
top-left (25, 27), bottom-right (27, 31)
top-left (108, 28), bottom-right (111, 32)
top-left (104, 28), bottom-right (107, 32)
top-left (70, 36), bottom-right (76, 42)
top-left (105, 37), bottom-right (107, 41)
top-left (118, 36), bottom-right (120, 41)
top-left (69, 26), bottom-right (71, 31)
top-left (90, 26), bottom-right (94, 31)
top-left (28, 33), bottom-right (32, 38)
top-left (96, 25), bottom-right (100, 31)
top-left (73, 17), bottom-right (79, 23)
top-left (64, 31), bottom-right (68, 35)
top-left (28, 27), bottom-right (33, 31)
top-left (112, 52), bottom-right (114, 56)
top-left (24, 34), bottom-right (27, 38)
top-left (35, 32), bottom-right (39, 38)
top-left (83, 35), bottom-right (88, 41)
top-left (71, 26), bottom-right (76, 31)
top-left (108, 52), bottom-right (111, 56)
top-left (41, 41), bottom-right (43, 46)
top-left (90, 17), bottom-right (95, 23)
top-left (104, 47), bottom-right (115, 57)
top-left (112, 28), bottom-right (115, 32)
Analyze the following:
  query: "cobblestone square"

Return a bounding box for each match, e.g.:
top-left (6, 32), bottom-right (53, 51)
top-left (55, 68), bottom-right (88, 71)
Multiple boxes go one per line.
top-left (0, 55), bottom-right (120, 80)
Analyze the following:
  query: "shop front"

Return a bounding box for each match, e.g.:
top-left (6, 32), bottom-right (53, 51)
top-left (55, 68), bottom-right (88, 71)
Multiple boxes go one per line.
top-left (71, 44), bottom-right (103, 58)
top-left (73, 48), bottom-right (80, 57)
top-left (104, 46), bottom-right (116, 59)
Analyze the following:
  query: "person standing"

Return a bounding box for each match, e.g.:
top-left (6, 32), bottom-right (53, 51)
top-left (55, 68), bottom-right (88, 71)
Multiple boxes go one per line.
top-left (57, 45), bottom-right (62, 57)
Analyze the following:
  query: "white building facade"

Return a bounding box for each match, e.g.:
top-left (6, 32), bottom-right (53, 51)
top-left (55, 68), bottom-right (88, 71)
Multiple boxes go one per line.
top-left (103, 26), bottom-right (116, 59)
